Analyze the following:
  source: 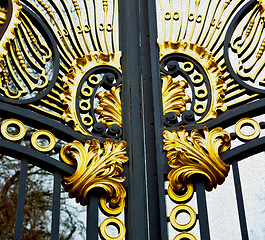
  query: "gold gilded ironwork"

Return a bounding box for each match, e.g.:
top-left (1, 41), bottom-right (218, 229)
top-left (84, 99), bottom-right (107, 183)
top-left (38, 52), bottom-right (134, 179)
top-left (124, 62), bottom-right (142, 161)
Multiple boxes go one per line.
top-left (163, 126), bottom-right (231, 192)
top-left (60, 52), bottom-right (122, 135)
top-left (169, 204), bottom-right (197, 231)
top-left (60, 139), bottom-right (128, 212)
top-left (0, 0), bottom-right (22, 61)
top-left (0, 8), bottom-right (7, 25)
top-left (1, 118), bottom-right (26, 141)
top-left (161, 73), bottom-right (191, 116)
top-left (235, 118), bottom-right (261, 141)
top-left (95, 85), bottom-right (122, 127)
top-left (31, 130), bottom-right (56, 152)
top-left (159, 40), bottom-right (227, 123)
top-left (167, 182), bottom-right (194, 203)
top-left (100, 217), bottom-right (126, 240)
top-left (173, 232), bottom-right (197, 240)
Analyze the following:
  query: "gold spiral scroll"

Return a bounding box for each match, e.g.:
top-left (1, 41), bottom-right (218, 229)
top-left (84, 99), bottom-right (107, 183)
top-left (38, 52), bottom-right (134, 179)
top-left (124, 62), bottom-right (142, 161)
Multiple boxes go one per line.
top-left (60, 139), bottom-right (128, 214)
top-left (163, 126), bottom-right (231, 192)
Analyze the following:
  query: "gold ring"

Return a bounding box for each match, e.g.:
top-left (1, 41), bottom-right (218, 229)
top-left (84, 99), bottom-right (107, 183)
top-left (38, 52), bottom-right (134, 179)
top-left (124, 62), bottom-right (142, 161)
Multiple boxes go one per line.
top-left (168, 183), bottom-right (194, 203)
top-left (235, 118), bottom-right (260, 141)
top-left (173, 232), bottom-right (197, 240)
top-left (31, 130), bottom-right (56, 152)
top-left (1, 119), bottom-right (26, 141)
top-left (100, 217), bottom-right (126, 240)
top-left (169, 204), bottom-right (197, 231)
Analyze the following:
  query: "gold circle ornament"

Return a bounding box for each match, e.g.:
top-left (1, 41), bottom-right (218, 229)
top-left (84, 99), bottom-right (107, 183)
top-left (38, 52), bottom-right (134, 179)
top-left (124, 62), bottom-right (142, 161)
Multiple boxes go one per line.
top-left (31, 130), bottom-right (56, 152)
top-left (100, 217), bottom-right (126, 240)
top-left (88, 74), bottom-right (101, 84)
top-left (1, 119), bottom-right (26, 141)
top-left (100, 195), bottom-right (125, 215)
top-left (235, 118), bottom-right (260, 141)
top-left (194, 103), bottom-right (206, 114)
top-left (168, 183), bottom-right (194, 203)
top-left (182, 62), bottom-right (194, 72)
top-left (170, 204), bottom-right (197, 231)
top-left (173, 232), bottom-right (197, 240)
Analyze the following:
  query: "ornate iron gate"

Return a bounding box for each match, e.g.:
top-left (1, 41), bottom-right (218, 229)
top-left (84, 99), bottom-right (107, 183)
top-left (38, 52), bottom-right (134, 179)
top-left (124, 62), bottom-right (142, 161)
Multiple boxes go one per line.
top-left (0, 0), bottom-right (265, 239)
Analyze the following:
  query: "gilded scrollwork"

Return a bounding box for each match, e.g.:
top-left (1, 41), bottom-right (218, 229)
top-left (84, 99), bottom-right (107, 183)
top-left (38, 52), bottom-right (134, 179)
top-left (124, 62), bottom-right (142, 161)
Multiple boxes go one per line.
top-left (95, 85), bottom-right (122, 127)
top-left (60, 138), bottom-right (128, 214)
top-left (163, 126), bottom-right (231, 192)
top-left (161, 73), bottom-right (191, 116)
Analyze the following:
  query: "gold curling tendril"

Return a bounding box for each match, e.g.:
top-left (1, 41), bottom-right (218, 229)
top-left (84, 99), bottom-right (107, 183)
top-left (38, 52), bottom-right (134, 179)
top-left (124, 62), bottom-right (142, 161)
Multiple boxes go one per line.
top-left (60, 138), bottom-right (128, 214)
top-left (159, 40), bottom-right (227, 123)
top-left (95, 85), bottom-right (122, 127)
top-left (161, 73), bottom-right (191, 115)
top-left (163, 126), bottom-right (231, 192)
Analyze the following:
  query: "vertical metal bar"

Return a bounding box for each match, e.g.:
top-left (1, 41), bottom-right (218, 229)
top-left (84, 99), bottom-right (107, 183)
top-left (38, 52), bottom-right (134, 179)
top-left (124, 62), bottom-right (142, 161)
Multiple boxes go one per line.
top-left (196, 181), bottom-right (211, 240)
top-left (232, 161), bottom-right (249, 240)
top-left (86, 195), bottom-right (99, 240)
top-left (14, 159), bottom-right (28, 240)
top-left (51, 171), bottom-right (62, 240)
top-left (119, 0), bottom-right (149, 239)
top-left (141, 0), bottom-right (169, 239)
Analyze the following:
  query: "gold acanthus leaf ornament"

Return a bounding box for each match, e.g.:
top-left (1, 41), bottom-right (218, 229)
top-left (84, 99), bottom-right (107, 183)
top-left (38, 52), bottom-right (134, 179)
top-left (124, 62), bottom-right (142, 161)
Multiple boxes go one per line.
top-left (163, 126), bottom-right (231, 192)
top-left (158, 40), bottom-right (227, 123)
top-left (95, 85), bottom-right (122, 127)
top-left (0, 0), bottom-right (22, 61)
top-left (60, 138), bottom-right (128, 214)
top-left (161, 73), bottom-right (191, 115)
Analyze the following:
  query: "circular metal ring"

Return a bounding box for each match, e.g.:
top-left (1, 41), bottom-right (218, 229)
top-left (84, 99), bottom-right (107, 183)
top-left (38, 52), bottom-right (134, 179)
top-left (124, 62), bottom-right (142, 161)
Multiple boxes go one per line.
top-left (31, 130), bottom-right (56, 152)
top-left (100, 195), bottom-right (125, 215)
top-left (1, 119), bottom-right (26, 141)
top-left (235, 118), bottom-right (260, 141)
top-left (99, 23), bottom-right (104, 31)
top-left (191, 73), bottom-right (204, 84)
top-left (100, 217), bottom-right (126, 240)
top-left (194, 103), bottom-right (206, 114)
top-left (168, 183), bottom-right (194, 203)
top-left (182, 62), bottom-right (194, 72)
top-left (82, 115), bottom-right (93, 126)
top-left (173, 12), bottom-right (179, 20)
top-left (164, 12), bottom-right (171, 20)
top-left (107, 23), bottom-right (113, 31)
top-left (173, 232), bottom-right (197, 240)
top-left (88, 74), bottom-right (101, 84)
top-left (81, 86), bottom-right (93, 97)
top-left (188, 13), bottom-right (194, 21)
top-left (195, 88), bottom-right (208, 99)
top-left (79, 100), bottom-right (91, 111)
top-left (170, 204), bottom-right (197, 231)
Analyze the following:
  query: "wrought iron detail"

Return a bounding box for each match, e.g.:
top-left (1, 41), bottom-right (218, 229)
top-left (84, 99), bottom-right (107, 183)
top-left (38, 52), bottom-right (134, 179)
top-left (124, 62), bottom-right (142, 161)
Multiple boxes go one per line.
top-left (60, 138), bottom-right (128, 213)
top-left (163, 126), bottom-right (231, 192)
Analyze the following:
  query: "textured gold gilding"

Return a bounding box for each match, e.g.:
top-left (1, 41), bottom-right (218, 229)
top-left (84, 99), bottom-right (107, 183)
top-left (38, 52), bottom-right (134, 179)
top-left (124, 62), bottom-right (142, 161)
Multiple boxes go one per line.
top-left (1, 118), bottom-right (26, 141)
top-left (169, 204), bottom-right (197, 231)
top-left (173, 232), bottom-right (197, 240)
top-left (167, 182), bottom-right (194, 203)
top-left (161, 73), bottom-right (191, 116)
top-left (163, 126), bottom-right (231, 192)
top-left (31, 130), bottom-right (56, 152)
top-left (235, 118), bottom-right (260, 141)
top-left (60, 52), bottom-right (122, 135)
top-left (159, 41), bottom-right (227, 123)
top-left (0, 0), bottom-right (22, 61)
top-left (258, 0), bottom-right (265, 19)
top-left (95, 85), bottom-right (122, 127)
top-left (60, 139), bottom-right (128, 213)
top-left (100, 217), bottom-right (126, 240)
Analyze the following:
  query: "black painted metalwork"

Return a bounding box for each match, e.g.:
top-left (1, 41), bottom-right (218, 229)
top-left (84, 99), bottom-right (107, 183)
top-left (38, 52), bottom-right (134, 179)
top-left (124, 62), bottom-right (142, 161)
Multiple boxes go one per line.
top-left (1, 0), bottom-right (265, 239)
